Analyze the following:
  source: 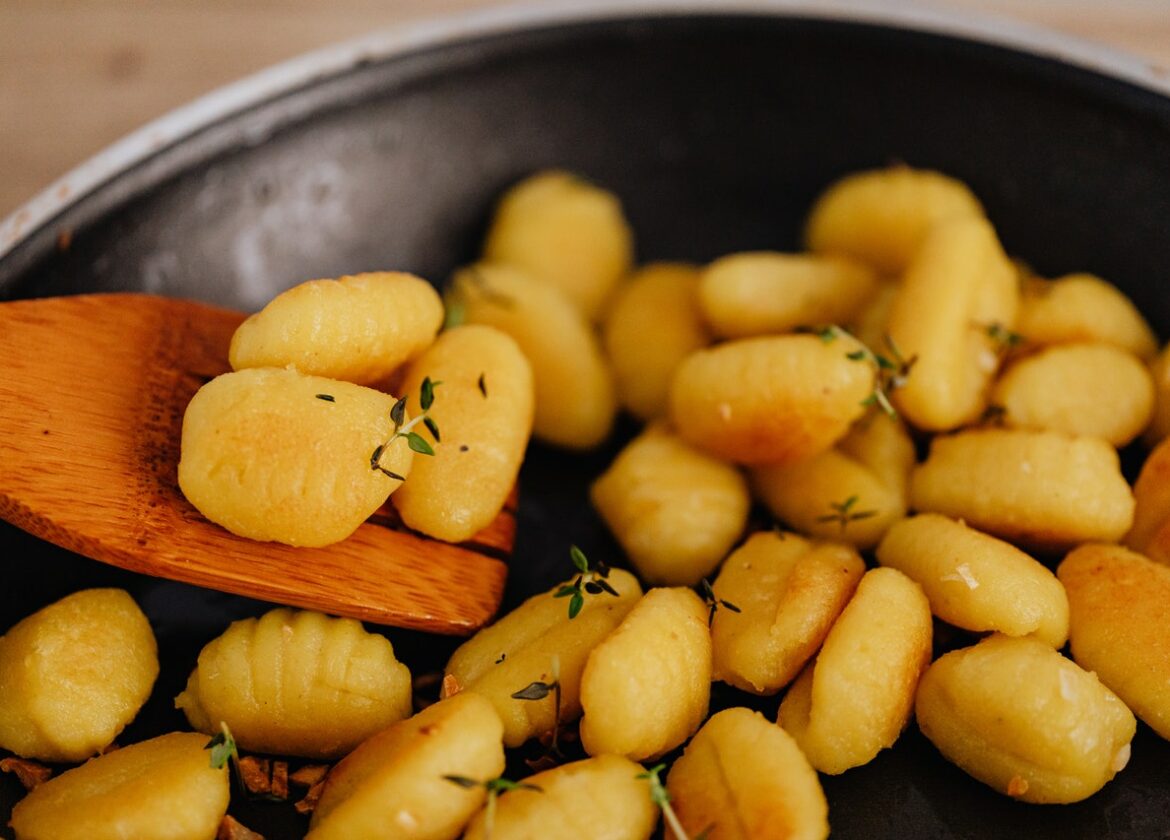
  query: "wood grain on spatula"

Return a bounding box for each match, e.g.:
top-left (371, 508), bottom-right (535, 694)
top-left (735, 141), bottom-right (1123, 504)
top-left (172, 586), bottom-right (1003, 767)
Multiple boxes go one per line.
top-left (0, 294), bottom-right (509, 635)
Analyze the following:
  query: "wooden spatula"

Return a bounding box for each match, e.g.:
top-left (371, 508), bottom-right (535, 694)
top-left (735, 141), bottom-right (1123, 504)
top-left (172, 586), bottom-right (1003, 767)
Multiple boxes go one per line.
top-left (0, 294), bottom-right (510, 635)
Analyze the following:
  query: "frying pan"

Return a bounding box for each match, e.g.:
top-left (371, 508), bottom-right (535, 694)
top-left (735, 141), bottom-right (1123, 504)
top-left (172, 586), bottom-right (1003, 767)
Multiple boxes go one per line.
top-left (2, 2), bottom-right (1170, 836)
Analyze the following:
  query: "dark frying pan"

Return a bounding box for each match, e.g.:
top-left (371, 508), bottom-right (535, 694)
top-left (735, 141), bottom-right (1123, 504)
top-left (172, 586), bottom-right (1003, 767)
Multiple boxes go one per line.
top-left (2, 4), bottom-right (1169, 837)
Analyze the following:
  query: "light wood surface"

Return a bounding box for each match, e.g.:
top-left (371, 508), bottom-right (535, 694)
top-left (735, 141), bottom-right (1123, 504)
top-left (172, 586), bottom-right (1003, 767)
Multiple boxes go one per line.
top-left (0, 293), bottom-right (510, 634)
top-left (1, 1), bottom-right (1169, 220)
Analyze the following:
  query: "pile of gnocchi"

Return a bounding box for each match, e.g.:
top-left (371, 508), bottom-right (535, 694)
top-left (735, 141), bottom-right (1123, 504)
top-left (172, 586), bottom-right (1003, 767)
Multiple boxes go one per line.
top-left (3, 164), bottom-right (1170, 839)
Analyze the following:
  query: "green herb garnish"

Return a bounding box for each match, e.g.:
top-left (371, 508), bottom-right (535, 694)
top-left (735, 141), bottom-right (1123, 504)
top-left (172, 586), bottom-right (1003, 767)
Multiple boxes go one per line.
top-left (698, 578), bottom-right (741, 627)
top-left (314, 393), bottom-right (335, 402)
top-left (553, 545), bottom-right (619, 619)
top-left (443, 775), bottom-right (542, 840)
top-left (371, 377), bottom-right (441, 476)
top-left (511, 656), bottom-right (564, 758)
top-left (638, 763), bottom-right (699, 840)
top-left (816, 495), bottom-right (878, 532)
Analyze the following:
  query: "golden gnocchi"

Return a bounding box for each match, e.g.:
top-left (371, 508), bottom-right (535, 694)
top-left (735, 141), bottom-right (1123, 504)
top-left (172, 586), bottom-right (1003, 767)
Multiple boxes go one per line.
top-left (777, 567), bottom-right (932, 774)
top-left (452, 262), bottom-right (616, 449)
top-left (176, 608), bottom-right (412, 760)
top-left (876, 514), bottom-right (1068, 648)
top-left (669, 332), bottom-right (875, 465)
top-left (308, 693), bottom-right (505, 840)
top-left (602, 262), bottom-right (711, 421)
top-left (178, 367), bottom-right (412, 547)
top-left (667, 707), bottom-right (829, 840)
top-left (910, 427), bottom-right (1135, 549)
top-left (710, 531), bottom-right (864, 695)
top-left (579, 587), bottom-right (711, 761)
top-left (10, 732), bottom-right (229, 840)
top-left (463, 754), bottom-right (656, 840)
top-left (1017, 272), bottom-right (1157, 360)
top-left (697, 251), bottom-right (876, 338)
top-left (991, 342), bottom-right (1153, 446)
top-left (1059, 543), bottom-right (1170, 741)
top-left (591, 424), bottom-right (750, 585)
top-left (915, 634), bottom-right (1135, 804)
top-left (391, 324), bottom-right (534, 542)
top-left (443, 567), bottom-right (642, 748)
top-left (228, 271), bottom-right (444, 386)
top-left (482, 170), bottom-right (633, 321)
top-left (804, 165), bottom-right (984, 275)
top-left (886, 215), bottom-right (1019, 430)
top-left (0, 589), bottom-right (157, 763)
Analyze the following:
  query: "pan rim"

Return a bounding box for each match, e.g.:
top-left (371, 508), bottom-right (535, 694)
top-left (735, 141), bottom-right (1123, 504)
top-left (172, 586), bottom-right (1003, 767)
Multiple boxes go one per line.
top-left (2, 0), bottom-right (1168, 263)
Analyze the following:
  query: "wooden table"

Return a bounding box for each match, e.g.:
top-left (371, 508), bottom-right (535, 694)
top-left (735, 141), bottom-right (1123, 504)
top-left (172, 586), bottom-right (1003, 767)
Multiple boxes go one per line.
top-left (2, 0), bottom-right (1168, 218)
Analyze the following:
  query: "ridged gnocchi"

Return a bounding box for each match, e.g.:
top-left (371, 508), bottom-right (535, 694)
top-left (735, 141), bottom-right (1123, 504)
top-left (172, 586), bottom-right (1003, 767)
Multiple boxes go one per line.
top-left (777, 567), bottom-right (932, 774)
top-left (443, 568), bottom-right (642, 748)
top-left (710, 532), bottom-right (864, 695)
top-left (228, 271), bottom-right (444, 386)
top-left (175, 608), bottom-right (412, 760)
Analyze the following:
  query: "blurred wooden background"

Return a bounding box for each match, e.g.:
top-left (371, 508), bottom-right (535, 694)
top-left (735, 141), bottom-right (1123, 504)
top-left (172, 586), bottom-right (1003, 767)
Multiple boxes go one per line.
top-left (2, 0), bottom-right (1168, 218)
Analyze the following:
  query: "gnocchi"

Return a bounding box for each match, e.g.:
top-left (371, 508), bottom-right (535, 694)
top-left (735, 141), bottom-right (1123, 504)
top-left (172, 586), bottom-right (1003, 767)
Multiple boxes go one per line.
top-left (228, 271), bottom-right (444, 386)
top-left (178, 367), bottom-right (413, 547)
top-left (0, 589), bottom-right (157, 762)
top-left (176, 608), bottom-right (412, 760)
top-left (915, 634), bottom-right (1135, 804)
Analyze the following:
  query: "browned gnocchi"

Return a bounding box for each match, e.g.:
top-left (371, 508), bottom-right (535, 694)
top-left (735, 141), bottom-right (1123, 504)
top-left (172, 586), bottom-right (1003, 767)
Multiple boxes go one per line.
top-left (1058, 543), bottom-right (1170, 741)
top-left (710, 531), bottom-right (865, 695)
top-left (669, 333), bottom-right (875, 465)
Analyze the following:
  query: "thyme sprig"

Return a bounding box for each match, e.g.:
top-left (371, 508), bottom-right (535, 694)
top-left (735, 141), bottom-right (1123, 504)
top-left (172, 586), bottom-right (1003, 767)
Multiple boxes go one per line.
top-left (816, 495), bottom-right (878, 532)
top-left (511, 656), bottom-right (564, 758)
top-left (982, 321), bottom-right (1025, 352)
top-left (554, 546), bottom-right (619, 619)
top-left (806, 325), bottom-right (916, 418)
top-left (205, 721), bottom-right (248, 791)
top-left (638, 763), bottom-right (706, 840)
top-left (370, 377), bottom-right (441, 480)
top-left (847, 334), bottom-right (917, 418)
top-left (444, 775), bottom-right (542, 840)
top-left (698, 578), bottom-right (741, 627)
